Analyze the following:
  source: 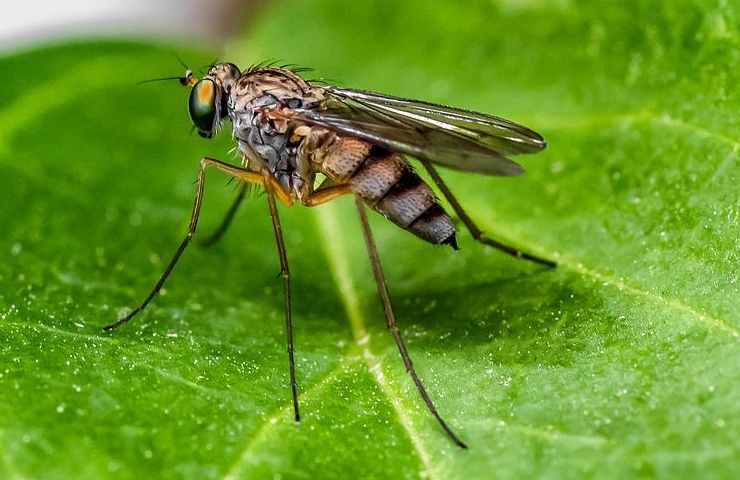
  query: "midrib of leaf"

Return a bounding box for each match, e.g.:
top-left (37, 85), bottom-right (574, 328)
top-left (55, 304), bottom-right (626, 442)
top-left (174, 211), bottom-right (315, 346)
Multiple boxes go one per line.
top-left (311, 204), bottom-right (613, 477)
top-left (312, 203), bottom-right (439, 479)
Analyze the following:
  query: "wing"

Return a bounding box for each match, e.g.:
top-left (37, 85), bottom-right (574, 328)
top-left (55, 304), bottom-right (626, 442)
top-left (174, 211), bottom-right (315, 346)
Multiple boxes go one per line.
top-left (288, 86), bottom-right (546, 176)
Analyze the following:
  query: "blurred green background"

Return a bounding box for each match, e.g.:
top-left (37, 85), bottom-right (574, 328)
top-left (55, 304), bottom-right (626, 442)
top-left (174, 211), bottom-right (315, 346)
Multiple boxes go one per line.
top-left (0, 0), bottom-right (738, 479)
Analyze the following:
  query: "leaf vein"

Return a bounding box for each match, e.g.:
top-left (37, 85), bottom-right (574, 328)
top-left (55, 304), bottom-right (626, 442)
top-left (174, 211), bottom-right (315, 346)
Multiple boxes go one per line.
top-left (1, 321), bottom-right (252, 399)
top-left (535, 109), bottom-right (740, 156)
top-left (222, 359), bottom-right (355, 480)
top-left (479, 222), bottom-right (740, 339)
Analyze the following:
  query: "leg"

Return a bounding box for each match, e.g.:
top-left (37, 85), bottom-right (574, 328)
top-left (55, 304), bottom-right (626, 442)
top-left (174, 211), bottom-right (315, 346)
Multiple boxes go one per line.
top-left (265, 179), bottom-right (300, 422)
top-left (301, 184), bottom-right (353, 207)
top-left (103, 157), bottom-right (265, 331)
top-left (420, 159), bottom-right (555, 267)
top-left (199, 182), bottom-right (248, 247)
top-left (355, 197), bottom-right (467, 449)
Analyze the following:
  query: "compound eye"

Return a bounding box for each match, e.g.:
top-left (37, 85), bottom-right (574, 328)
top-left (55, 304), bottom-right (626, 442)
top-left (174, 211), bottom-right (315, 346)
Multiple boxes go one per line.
top-left (188, 79), bottom-right (217, 134)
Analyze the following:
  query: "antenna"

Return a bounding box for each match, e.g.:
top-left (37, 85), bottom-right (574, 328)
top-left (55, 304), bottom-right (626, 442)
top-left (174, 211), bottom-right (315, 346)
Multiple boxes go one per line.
top-left (174, 53), bottom-right (190, 71)
top-left (136, 76), bottom-right (186, 86)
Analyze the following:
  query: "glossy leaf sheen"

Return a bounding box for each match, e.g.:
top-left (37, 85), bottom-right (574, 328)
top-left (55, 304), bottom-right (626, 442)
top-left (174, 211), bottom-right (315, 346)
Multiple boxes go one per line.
top-left (2, 0), bottom-right (739, 478)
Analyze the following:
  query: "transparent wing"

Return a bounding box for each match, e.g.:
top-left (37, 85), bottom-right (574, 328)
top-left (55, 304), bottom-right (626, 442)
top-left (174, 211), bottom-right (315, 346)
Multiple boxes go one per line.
top-left (289, 86), bottom-right (546, 175)
top-left (332, 87), bottom-right (546, 155)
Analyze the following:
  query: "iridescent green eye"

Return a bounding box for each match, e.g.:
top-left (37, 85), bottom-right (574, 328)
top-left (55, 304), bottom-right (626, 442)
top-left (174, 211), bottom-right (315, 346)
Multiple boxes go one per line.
top-left (189, 79), bottom-right (217, 136)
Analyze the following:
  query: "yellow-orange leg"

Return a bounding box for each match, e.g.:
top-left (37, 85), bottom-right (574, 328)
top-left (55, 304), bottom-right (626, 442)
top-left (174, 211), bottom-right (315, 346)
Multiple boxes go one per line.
top-left (204, 158), bottom-right (293, 206)
top-left (302, 184), bottom-right (353, 207)
top-left (201, 180), bottom-right (349, 248)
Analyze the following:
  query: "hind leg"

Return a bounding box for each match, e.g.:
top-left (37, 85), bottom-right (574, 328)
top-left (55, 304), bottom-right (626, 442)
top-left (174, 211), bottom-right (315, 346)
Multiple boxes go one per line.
top-left (420, 159), bottom-right (556, 267)
top-left (301, 184), bottom-right (353, 207)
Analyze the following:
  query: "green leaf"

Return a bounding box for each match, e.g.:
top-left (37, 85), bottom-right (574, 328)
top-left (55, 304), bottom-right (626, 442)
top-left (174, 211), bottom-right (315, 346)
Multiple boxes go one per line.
top-left (1, 0), bottom-right (739, 478)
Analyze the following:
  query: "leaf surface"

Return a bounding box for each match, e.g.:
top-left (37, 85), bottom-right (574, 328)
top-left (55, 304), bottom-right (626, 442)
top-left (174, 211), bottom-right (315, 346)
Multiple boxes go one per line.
top-left (1, 1), bottom-right (739, 478)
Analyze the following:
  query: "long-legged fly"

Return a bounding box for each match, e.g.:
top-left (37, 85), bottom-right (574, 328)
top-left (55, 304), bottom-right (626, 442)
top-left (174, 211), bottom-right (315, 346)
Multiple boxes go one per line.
top-left (104, 61), bottom-right (555, 449)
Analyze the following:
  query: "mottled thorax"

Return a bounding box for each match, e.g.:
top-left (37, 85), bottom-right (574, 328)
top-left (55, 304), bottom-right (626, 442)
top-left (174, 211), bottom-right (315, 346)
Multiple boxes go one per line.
top-left (228, 68), bottom-right (324, 192)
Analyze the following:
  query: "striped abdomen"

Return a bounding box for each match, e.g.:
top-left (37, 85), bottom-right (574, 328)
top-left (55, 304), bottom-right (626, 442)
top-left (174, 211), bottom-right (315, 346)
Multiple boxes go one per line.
top-left (319, 136), bottom-right (457, 248)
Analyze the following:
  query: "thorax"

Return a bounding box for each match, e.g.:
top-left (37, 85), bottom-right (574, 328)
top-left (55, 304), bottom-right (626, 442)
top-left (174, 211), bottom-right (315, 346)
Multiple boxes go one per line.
top-left (227, 68), bottom-right (323, 195)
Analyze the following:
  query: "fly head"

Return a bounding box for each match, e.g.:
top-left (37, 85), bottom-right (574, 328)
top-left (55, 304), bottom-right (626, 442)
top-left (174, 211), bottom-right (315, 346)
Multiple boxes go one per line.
top-left (185, 63), bottom-right (241, 138)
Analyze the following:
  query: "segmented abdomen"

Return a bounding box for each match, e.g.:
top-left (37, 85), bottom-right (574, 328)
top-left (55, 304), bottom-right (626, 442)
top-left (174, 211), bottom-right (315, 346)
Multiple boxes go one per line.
top-left (320, 137), bottom-right (457, 248)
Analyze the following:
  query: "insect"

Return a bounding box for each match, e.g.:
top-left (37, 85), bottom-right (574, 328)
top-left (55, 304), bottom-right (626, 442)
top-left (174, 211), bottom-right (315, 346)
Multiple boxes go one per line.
top-left (104, 61), bottom-right (555, 449)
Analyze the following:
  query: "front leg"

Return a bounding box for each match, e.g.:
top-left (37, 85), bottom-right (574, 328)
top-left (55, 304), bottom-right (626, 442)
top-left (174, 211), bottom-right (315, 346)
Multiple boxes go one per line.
top-left (103, 157), bottom-right (267, 331)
